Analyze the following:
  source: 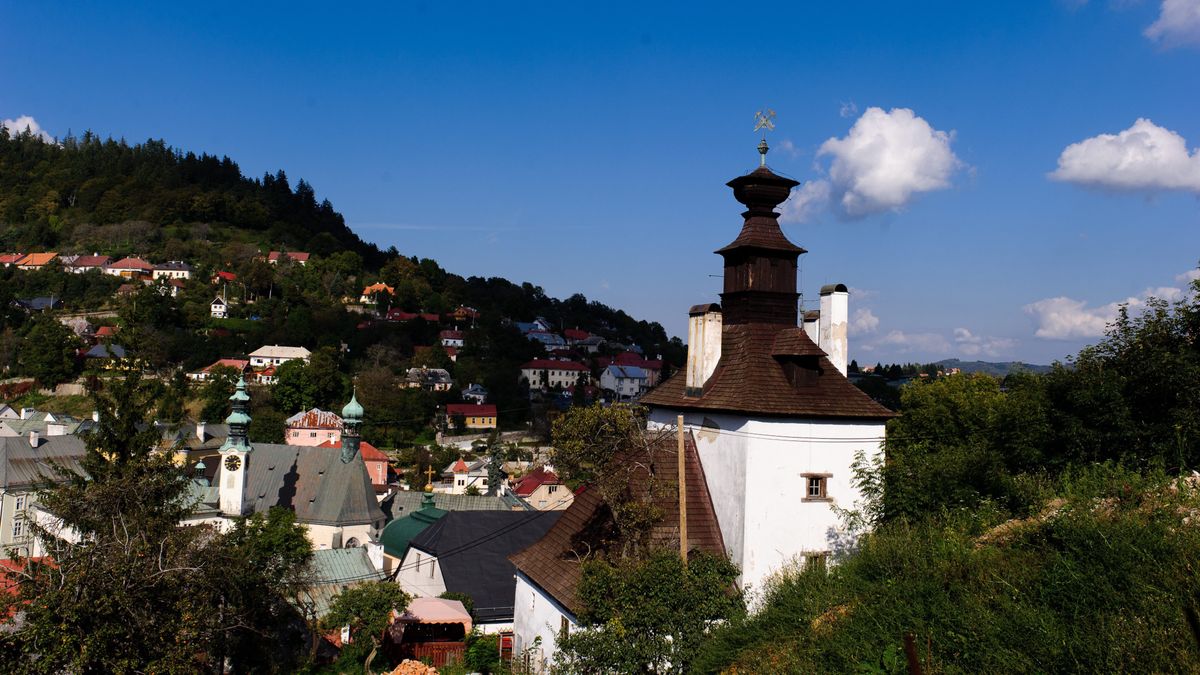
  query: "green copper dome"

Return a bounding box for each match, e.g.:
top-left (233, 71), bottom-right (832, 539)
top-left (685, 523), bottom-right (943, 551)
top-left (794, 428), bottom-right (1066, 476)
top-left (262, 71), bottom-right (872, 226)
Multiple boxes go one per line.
top-left (342, 390), bottom-right (364, 420)
top-left (230, 376), bottom-right (250, 402)
top-left (380, 493), bottom-right (446, 559)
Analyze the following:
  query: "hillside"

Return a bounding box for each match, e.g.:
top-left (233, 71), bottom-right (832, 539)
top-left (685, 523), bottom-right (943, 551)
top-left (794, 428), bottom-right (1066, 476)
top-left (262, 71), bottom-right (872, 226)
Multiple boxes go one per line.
top-left (935, 358), bottom-right (1052, 376)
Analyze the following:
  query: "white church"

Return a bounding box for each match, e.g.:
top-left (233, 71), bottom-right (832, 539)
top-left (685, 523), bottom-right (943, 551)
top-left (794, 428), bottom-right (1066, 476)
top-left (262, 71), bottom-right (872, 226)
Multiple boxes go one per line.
top-left (510, 145), bottom-right (893, 668)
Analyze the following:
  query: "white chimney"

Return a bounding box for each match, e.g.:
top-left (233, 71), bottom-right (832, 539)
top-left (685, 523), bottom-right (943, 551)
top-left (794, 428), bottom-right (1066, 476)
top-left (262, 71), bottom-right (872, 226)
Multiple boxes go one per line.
top-left (28, 430), bottom-right (40, 447)
top-left (196, 421), bottom-right (207, 442)
top-left (819, 284), bottom-right (849, 376)
top-left (803, 310), bottom-right (821, 346)
top-left (92, 410), bottom-right (100, 423)
top-left (685, 304), bottom-right (723, 397)
top-left (20, 408), bottom-right (31, 420)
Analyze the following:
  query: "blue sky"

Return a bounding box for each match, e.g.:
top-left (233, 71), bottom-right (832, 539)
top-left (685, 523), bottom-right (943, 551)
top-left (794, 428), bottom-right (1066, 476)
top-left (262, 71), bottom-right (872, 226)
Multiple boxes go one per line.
top-left (3, 1), bottom-right (1199, 364)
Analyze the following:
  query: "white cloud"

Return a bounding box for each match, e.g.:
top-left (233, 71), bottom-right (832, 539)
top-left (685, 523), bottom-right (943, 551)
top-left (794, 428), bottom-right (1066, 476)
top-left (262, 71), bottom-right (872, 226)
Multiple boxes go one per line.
top-left (863, 330), bottom-right (951, 355)
top-left (1024, 296), bottom-right (1142, 340)
top-left (780, 180), bottom-right (831, 223)
top-left (777, 139), bottom-right (801, 158)
top-left (1, 115), bottom-right (54, 143)
top-left (1145, 0), bottom-right (1200, 47)
top-left (1050, 118), bottom-right (1200, 192)
top-left (817, 107), bottom-right (962, 218)
top-left (1176, 269), bottom-right (1200, 284)
top-left (848, 286), bottom-right (878, 300)
top-left (850, 308), bottom-right (879, 336)
top-left (953, 327), bottom-right (1017, 358)
top-left (839, 101), bottom-right (858, 118)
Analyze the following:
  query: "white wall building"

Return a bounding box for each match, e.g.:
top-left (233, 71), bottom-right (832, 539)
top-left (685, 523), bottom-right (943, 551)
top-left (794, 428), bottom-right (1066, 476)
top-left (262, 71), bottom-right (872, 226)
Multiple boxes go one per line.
top-left (519, 359), bottom-right (589, 390)
top-left (248, 344), bottom-right (311, 368)
top-left (211, 296), bottom-right (228, 319)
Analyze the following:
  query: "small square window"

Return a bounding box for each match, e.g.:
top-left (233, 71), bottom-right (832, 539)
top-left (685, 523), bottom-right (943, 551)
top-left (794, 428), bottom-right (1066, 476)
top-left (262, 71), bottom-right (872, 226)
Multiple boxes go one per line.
top-left (802, 474), bottom-right (831, 501)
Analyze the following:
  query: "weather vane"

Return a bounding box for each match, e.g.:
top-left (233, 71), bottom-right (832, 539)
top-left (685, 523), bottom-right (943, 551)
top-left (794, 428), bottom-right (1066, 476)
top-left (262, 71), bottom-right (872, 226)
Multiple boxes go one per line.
top-left (754, 109), bottom-right (776, 166)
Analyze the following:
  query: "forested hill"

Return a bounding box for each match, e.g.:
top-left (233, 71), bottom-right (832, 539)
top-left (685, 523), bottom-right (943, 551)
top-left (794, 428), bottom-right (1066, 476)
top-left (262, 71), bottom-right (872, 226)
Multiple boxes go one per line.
top-left (0, 126), bottom-right (388, 267)
top-left (0, 126), bottom-right (682, 359)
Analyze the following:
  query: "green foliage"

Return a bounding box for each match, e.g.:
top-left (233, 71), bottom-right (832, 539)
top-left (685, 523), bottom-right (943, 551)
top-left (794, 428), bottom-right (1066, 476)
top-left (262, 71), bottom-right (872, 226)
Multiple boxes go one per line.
top-left (18, 314), bottom-right (81, 386)
top-left (321, 581), bottom-right (410, 668)
top-left (557, 551), bottom-right (744, 674)
top-left (199, 364), bottom-right (240, 421)
top-left (697, 467), bottom-right (1200, 673)
top-left (463, 631), bottom-right (504, 674)
top-left (273, 348), bottom-right (348, 414)
top-left (439, 591), bottom-right (475, 617)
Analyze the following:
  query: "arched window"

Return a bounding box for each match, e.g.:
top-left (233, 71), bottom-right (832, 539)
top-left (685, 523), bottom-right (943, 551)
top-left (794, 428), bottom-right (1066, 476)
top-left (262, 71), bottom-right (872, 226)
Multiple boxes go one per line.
top-left (345, 537), bottom-right (360, 548)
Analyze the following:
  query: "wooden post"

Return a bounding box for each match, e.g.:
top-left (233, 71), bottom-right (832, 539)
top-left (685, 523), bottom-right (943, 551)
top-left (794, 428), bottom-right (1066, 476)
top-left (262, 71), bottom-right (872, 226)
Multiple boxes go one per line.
top-left (677, 414), bottom-right (687, 564)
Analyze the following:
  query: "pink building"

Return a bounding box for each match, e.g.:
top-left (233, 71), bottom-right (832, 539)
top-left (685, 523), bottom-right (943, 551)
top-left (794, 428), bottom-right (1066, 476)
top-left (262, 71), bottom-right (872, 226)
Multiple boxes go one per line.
top-left (284, 408), bottom-right (343, 446)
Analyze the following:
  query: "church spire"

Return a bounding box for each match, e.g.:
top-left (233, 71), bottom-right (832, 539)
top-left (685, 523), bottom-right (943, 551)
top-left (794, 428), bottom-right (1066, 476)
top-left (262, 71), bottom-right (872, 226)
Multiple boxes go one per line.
top-left (339, 389), bottom-right (363, 463)
top-left (221, 376), bottom-right (251, 452)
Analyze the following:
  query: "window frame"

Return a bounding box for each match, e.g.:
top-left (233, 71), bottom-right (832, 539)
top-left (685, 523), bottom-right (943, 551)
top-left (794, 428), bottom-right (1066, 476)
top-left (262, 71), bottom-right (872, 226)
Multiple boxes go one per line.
top-left (802, 473), bottom-right (832, 502)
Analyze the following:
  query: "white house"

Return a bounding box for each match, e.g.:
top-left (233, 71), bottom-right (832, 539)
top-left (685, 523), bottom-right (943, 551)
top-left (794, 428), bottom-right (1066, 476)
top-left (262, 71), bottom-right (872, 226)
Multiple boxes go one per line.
top-left (248, 345), bottom-right (312, 368)
top-left (152, 260), bottom-right (193, 280)
top-left (519, 359), bottom-right (589, 390)
top-left (211, 296), bottom-right (228, 319)
top-left (439, 329), bottom-right (465, 349)
top-left (599, 364), bottom-right (648, 401)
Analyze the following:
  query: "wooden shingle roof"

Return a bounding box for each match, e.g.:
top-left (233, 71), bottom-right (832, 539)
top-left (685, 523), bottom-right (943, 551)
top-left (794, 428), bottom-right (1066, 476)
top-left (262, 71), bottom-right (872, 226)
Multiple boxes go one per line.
top-left (509, 431), bottom-right (724, 615)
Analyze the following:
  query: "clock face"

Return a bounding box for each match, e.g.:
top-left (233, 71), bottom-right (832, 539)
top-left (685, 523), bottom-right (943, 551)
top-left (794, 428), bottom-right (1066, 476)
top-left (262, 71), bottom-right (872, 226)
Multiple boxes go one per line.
top-left (224, 455), bottom-right (242, 472)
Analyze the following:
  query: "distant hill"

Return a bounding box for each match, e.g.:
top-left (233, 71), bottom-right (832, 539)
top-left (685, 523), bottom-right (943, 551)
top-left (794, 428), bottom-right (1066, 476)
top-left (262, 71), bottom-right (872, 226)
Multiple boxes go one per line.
top-left (936, 358), bottom-right (1052, 377)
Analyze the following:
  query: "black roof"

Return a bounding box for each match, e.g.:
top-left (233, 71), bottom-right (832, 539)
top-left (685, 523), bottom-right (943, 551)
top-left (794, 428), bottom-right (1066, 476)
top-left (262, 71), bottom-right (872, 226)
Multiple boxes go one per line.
top-left (408, 510), bottom-right (561, 623)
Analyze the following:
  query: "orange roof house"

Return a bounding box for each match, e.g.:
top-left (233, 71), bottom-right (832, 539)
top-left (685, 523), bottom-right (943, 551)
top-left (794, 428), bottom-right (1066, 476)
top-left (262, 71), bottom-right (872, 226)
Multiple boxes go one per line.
top-left (16, 252), bottom-right (58, 270)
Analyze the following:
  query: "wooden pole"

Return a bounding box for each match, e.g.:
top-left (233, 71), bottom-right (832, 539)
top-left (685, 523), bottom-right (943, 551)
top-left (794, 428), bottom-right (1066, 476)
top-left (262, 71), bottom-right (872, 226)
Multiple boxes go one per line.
top-left (677, 414), bottom-right (687, 564)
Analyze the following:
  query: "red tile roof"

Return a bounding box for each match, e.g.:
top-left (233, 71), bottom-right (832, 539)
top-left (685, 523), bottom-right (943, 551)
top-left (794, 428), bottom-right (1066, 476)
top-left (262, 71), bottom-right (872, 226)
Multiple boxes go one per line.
top-left (361, 282), bottom-right (394, 296)
top-left (213, 270), bottom-right (237, 282)
top-left (268, 251), bottom-right (310, 262)
top-left (204, 358), bottom-right (249, 372)
top-left (640, 324), bottom-right (894, 420)
top-left (66, 254), bottom-right (111, 268)
top-left (451, 458), bottom-right (470, 473)
top-left (439, 330), bottom-right (464, 340)
top-left (519, 359), bottom-right (588, 371)
top-left (95, 325), bottom-right (117, 337)
top-left (107, 256), bottom-right (153, 271)
top-left (511, 467), bottom-right (561, 497)
top-left (319, 440), bottom-right (389, 463)
top-left (446, 403), bottom-right (497, 417)
top-left (510, 431), bottom-right (725, 614)
top-left (0, 253), bottom-right (24, 265)
top-left (563, 328), bottom-right (591, 341)
top-left (286, 408), bottom-right (343, 429)
top-left (17, 252), bottom-right (58, 267)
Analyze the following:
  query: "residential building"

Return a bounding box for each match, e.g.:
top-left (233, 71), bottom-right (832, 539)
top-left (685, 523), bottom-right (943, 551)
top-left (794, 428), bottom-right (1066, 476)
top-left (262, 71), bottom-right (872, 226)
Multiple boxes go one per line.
top-left (183, 382), bottom-right (384, 550)
top-left (0, 253), bottom-right (24, 268)
top-left (15, 253), bottom-right (57, 271)
top-left (396, 510), bottom-right (560, 634)
top-left (599, 364), bottom-right (649, 401)
top-left (526, 331), bottom-right (567, 350)
top-left (404, 367), bottom-right (453, 392)
top-left (285, 408), bottom-right (343, 447)
top-left (254, 366), bottom-right (278, 385)
top-left (248, 345), bottom-right (311, 368)
top-left (449, 306), bottom-right (479, 323)
top-left (104, 256), bottom-right (154, 278)
top-left (597, 351), bottom-right (664, 387)
top-left (638, 156), bottom-right (893, 595)
top-left (562, 328), bottom-right (591, 344)
top-left (511, 467), bottom-right (573, 511)
top-left (59, 317), bottom-right (94, 339)
top-left (514, 318), bottom-right (552, 334)
top-left (445, 403), bottom-right (497, 431)
top-left (211, 270), bottom-right (237, 285)
top-left (510, 431), bottom-right (724, 670)
top-left (439, 330), bottom-right (464, 349)
top-left (267, 251), bottom-right (310, 265)
top-left (519, 359), bottom-right (589, 390)
top-left (210, 296), bottom-right (228, 319)
top-left (0, 434), bottom-right (87, 556)
top-left (63, 254), bottom-right (111, 274)
top-left (152, 260), bottom-right (193, 280)
top-left (360, 282), bottom-right (394, 303)
top-left (440, 458), bottom-right (491, 495)
top-left (188, 359), bottom-right (251, 382)
top-left (461, 383), bottom-right (488, 404)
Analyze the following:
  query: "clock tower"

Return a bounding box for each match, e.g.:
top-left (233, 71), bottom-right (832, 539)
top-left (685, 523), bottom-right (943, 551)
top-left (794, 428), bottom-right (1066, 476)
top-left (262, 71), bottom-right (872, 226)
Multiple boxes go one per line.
top-left (218, 376), bottom-right (252, 516)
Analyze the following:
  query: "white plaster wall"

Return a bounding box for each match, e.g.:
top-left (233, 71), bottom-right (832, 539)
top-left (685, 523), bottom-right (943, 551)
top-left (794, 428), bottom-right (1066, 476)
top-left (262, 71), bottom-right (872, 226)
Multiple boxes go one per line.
top-left (512, 572), bottom-right (576, 674)
top-left (396, 547), bottom-right (447, 598)
top-left (647, 410), bottom-right (885, 596)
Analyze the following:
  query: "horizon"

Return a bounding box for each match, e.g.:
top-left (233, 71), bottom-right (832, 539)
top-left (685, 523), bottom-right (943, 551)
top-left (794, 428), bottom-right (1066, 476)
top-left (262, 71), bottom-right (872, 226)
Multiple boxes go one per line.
top-left (3, 1), bottom-right (1197, 365)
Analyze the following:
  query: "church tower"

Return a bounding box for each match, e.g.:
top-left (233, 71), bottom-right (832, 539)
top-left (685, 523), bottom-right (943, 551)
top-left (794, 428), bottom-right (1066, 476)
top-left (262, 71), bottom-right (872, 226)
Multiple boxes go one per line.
top-left (640, 130), bottom-right (894, 593)
top-left (218, 376), bottom-right (252, 516)
top-left (340, 390), bottom-right (363, 463)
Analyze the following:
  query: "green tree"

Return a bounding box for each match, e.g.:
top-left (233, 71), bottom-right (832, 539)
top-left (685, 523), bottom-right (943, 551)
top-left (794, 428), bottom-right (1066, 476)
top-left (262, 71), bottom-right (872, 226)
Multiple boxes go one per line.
top-left (557, 551), bottom-right (744, 674)
top-left (199, 364), bottom-right (240, 422)
top-left (18, 315), bottom-right (81, 386)
top-left (321, 582), bottom-right (410, 671)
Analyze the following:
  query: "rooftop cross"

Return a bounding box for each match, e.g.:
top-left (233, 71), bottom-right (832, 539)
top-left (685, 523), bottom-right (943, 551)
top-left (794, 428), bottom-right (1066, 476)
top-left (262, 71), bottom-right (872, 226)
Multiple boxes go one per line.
top-left (424, 464), bottom-right (435, 491)
top-left (754, 109), bottom-right (776, 167)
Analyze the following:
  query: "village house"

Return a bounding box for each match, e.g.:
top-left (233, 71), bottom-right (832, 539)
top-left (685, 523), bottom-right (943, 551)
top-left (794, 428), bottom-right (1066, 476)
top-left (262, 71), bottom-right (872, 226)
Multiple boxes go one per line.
top-left (404, 367), bottom-right (453, 392)
top-left (210, 296), bottom-right (228, 319)
top-left (525, 330), bottom-right (567, 350)
top-left (449, 305), bottom-right (479, 323)
top-left (152, 260), bottom-right (193, 280)
top-left (439, 458), bottom-right (497, 495)
top-left (511, 467), bottom-right (573, 511)
top-left (360, 282), bottom-right (394, 304)
top-left (395, 510), bottom-right (560, 635)
top-left (15, 253), bottom-right (57, 271)
top-left (248, 344), bottom-right (311, 368)
top-left (285, 408), bottom-right (343, 446)
top-left (438, 330), bottom-right (464, 349)
top-left (266, 250), bottom-right (310, 265)
top-left (104, 256), bottom-right (154, 279)
top-left (211, 270), bottom-right (237, 285)
top-left (0, 253), bottom-right (24, 267)
top-left (187, 358), bottom-right (251, 382)
top-left (461, 383), bottom-right (488, 404)
top-left (445, 403), bottom-right (497, 431)
top-left (519, 359), bottom-right (589, 390)
top-left (597, 351), bottom-right (664, 387)
top-left (254, 366), bottom-right (279, 385)
top-left (63, 254), bottom-right (110, 274)
top-left (0, 434), bottom-right (87, 557)
top-left (599, 364), bottom-right (649, 401)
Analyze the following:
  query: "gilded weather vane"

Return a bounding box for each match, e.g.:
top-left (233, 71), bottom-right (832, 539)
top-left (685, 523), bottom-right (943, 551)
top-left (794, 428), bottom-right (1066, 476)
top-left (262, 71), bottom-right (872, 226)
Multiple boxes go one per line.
top-left (754, 109), bottom-right (776, 166)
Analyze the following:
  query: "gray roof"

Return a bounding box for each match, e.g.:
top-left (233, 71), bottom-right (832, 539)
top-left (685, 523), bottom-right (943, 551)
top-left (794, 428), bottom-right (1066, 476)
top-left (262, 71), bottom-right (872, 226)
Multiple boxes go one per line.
top-left (300, 547), bottom-right (385, 618)
top-left (381, 490), bottom-right (513, 522)
top-left (409, 510), bottom-right (561, 623)
top-left (209, 443), bottom-right (385, 526)
top-left (160, 422), bottom-right (230, 453)
top-left (0, 435), bottom-right (87, 489)
top-left (604, 364), bottom-right (647, 380)
top-left (85, 343), bottom-right (126, 359)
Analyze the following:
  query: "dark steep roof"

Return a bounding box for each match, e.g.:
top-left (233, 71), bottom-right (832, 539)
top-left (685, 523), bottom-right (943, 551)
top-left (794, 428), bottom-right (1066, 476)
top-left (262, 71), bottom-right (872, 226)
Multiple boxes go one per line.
top-left (509, 431), bottom-right (725, 615)
top-left (0, 436), bottom-right (87, 489)
top-left (410, 510), bottom-right (561, 623)
top-left (211, 443), bottom-right (384, 526)
top-left (640, 323), bottom-right (894, 420)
